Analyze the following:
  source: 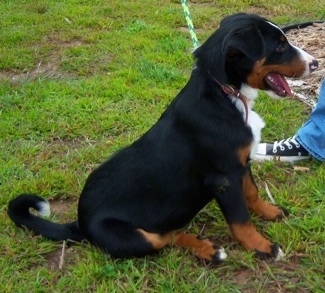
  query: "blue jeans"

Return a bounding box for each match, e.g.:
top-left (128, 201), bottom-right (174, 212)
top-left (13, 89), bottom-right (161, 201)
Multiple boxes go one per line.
top-left (296, 79), bottom-right (325, 161)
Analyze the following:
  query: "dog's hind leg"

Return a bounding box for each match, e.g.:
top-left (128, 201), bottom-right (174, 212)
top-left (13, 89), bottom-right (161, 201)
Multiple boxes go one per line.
top-left (84, 219), bottom-right (162, 258)
top-left (83, 219), bottom-right (227, 262)
top-left (172, 232), bottom-right (227, 264)
top-left (139, 229), bottom-right (227, 264)
top-left (242, 166), bottom-right (289, 220)
top-left (129, 228), bottom-right (228, 263)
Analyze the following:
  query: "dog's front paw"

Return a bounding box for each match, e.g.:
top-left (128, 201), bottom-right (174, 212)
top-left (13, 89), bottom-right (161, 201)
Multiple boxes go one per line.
top-left (255, 243), bottom-right (285, 261)
top-left (276, 206), bottom-right (290, 219)
top-left (259, 204), bottom-right (290, 221)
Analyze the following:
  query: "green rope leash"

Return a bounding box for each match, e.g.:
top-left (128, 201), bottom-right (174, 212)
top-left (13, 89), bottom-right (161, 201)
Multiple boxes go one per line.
top-left (180, 0), bottom-right (200, 49)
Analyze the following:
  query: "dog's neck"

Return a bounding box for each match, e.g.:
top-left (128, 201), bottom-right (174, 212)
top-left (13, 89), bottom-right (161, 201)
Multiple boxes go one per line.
top-left (239, 84), bottom-right (259, 105)
top-left (209, 74), bottom-right (265, 159)
top-left (209, 72), bottom-right (252, 124)
top-left (236, 84), bottom-right (265, 159)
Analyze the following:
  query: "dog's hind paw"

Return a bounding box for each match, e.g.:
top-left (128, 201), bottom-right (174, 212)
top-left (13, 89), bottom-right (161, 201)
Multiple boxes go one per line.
top-left (210, 246), bottom-right (228, 264)
top-left (174, 233), bottom-right (228, 264)
top-left (274, 247), bottom-right (285, 261)
top-left (202, 243), bottom-right (228, 264)
top-left (255, 243), bottom-right (285, 261)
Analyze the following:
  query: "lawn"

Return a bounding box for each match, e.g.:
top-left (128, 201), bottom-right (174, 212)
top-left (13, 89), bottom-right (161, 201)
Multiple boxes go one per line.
top-left (0, 0), bottom-right (324, 292)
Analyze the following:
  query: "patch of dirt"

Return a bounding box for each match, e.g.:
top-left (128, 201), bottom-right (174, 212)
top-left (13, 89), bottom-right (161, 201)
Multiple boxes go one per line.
top-left (48, 197), bottom-right (77, 220)
top-left (232, 269), bottom-right (253, 286)
top-left (44, 197), bottom-right (82, 271)
top-left (0, 60), bottom-right (71, 85)
top-left (7, 61), bottom-right (61, 84)
top-left (47, 136), bottom-right (97, 149)
top-left (46, 244), bottom-right (79, 271)
top-left (229, 255), bottom-right (310, 292)
top-left (0, 38), bottom-right (83, 85)
top-left (30, 137), bottom-right (99, 173)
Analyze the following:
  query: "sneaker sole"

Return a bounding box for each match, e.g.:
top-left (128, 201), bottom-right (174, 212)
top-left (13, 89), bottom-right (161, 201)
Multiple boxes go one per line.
top-left (254, 154), bottom-right (310, 162)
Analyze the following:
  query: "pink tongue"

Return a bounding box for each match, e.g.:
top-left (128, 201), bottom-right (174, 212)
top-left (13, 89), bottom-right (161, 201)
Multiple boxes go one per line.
top-left (267, 73), bottom-right (293, 96)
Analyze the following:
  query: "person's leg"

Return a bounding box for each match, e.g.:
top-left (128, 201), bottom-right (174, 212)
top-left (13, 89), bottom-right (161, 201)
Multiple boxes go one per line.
top-left (256, 79), bottom-right (325, 162)
top-left (296, 80), bottom-right (325, 161)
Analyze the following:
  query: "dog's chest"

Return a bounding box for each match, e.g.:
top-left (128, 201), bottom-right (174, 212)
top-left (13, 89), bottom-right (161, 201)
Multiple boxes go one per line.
top-left (246, 109), bottom-right (265, 158)
top-left (230, 87), bottom-right (265, 159)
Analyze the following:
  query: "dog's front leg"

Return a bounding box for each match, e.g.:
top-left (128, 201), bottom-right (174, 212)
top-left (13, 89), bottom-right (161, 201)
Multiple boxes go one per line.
top-left (243, 165), bottom-right (289, 220)
top-left (213, 175), bottom-right (283, 260)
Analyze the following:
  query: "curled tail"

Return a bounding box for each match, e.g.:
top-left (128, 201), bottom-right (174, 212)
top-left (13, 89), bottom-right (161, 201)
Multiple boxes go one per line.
top-left (7, 194), bottom-right (85, 242)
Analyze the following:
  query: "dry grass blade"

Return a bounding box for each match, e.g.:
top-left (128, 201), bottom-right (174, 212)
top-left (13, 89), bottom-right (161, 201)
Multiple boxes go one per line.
top-left (59, 240), bottom-right (66, 270)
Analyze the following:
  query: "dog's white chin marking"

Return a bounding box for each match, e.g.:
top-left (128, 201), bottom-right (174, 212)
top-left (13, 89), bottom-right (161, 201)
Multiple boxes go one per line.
top-left (231, 84), bottom-right (265, 159)
top-left (239, 84), bottom-right (259, 105)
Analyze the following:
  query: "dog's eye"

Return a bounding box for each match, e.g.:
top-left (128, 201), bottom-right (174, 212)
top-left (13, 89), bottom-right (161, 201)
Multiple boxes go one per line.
top-left (276, 44), bottom-right (285, 53)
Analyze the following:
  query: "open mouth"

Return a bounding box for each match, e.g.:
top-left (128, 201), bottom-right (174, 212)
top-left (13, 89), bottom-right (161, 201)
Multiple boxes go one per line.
top-left (264, 73), bottom-right (293, 97)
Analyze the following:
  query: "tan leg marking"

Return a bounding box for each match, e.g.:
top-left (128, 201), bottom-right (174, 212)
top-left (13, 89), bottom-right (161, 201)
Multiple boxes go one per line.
top-left (237, 145), bottom-right (251, 166)
top-left (137, 229), bottom-right (174, 249)
top-left (137, 229), bottom-right (220, 261)
top-left (173, 232), bottom-right (218, 261)
top-left (242, 172), bottom-right (285, 220)
top-left (231, 222), bottom-right (272, 253)
top-left (247, 57), bottom-right (307, 90)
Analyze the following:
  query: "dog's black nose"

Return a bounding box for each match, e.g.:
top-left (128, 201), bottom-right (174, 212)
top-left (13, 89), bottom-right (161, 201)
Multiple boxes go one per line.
top-left (309, 59), bottom-right (318, 72)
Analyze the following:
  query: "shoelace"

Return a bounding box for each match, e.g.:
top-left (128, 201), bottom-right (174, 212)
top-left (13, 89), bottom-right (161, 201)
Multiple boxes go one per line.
top-left (272, 136), bottom-right (300, 153)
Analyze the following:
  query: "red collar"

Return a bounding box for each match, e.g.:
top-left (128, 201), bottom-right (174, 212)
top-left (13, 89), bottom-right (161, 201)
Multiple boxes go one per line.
top-left (209, 72), bottom-right (249, 125)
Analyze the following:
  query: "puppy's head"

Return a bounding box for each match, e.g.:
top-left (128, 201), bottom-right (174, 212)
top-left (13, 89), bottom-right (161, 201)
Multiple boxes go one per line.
top-left (194, 13), bottom-right (318, 98)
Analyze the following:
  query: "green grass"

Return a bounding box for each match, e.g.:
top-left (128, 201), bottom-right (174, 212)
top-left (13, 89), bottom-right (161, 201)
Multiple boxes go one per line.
top-left (1, 0), bottom-right (325, 292)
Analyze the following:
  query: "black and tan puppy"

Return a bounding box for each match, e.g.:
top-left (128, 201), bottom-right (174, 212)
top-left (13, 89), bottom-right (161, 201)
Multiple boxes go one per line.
top-left (8, 13), bottom-right (318, 263)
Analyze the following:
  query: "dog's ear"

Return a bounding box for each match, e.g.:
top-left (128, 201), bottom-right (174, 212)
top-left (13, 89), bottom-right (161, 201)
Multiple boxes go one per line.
top-left (225, 26), bottom-right (266, 61)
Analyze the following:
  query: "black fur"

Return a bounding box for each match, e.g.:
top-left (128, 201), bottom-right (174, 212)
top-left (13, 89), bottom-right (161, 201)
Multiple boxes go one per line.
top-left (8, 194), bottom-right (84, 242)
